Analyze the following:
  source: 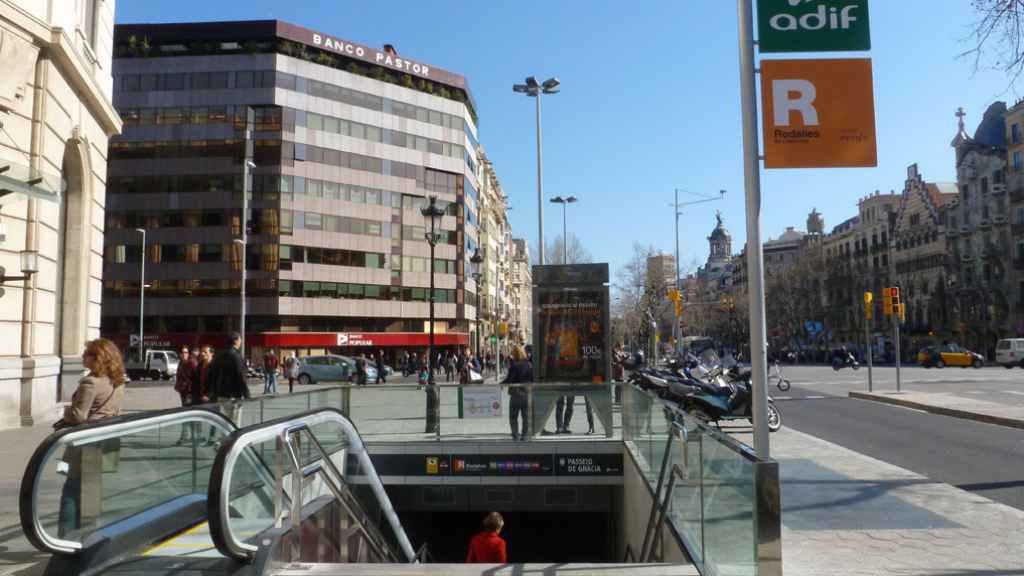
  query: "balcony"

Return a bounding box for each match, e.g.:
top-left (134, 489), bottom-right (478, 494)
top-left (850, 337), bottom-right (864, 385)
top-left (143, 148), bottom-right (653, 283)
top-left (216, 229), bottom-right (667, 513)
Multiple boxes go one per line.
top-left (993, 183), bottom-right (1007, 195)
top-left (994, 214), bottom-right (1009, 225)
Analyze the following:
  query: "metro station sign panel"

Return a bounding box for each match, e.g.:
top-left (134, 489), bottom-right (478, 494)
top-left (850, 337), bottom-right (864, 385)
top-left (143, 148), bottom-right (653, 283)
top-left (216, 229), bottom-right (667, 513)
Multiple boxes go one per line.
top-left (758, 0), bottom-right (871, 53)
top-left (760, 58), bottom-right (877, 169)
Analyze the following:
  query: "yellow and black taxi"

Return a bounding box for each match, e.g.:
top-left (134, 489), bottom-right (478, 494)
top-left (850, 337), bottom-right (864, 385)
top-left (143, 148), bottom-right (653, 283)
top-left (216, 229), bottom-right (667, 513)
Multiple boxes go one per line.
top-left (916, 344), bottom-right (985, 369)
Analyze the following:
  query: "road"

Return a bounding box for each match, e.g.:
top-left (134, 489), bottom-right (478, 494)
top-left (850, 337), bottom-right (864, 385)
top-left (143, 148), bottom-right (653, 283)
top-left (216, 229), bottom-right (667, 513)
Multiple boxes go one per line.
top-left (774, 365), bottom-right (1024, 510)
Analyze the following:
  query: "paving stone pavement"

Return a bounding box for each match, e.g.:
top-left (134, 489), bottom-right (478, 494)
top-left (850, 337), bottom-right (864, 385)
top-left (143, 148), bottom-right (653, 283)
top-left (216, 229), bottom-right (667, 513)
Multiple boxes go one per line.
top-left (764, 426), bottom-right (1024, 576)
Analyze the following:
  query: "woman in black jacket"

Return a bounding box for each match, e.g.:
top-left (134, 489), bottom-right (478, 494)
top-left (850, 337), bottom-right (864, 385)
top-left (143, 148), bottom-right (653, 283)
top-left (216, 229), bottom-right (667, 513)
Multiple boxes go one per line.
top-left (503, 345), bottom-right (533, 441)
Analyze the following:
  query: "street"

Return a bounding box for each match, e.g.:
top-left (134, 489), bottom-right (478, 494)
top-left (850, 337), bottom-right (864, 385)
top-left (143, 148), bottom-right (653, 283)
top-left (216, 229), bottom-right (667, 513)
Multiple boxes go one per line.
top-left (775, 365), bottom-right (1024, 511)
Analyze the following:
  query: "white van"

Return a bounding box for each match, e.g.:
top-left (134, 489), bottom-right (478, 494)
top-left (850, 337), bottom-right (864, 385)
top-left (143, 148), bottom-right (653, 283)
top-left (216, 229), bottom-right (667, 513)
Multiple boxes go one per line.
top-left (995, 339), bottom-right (1024, 368)
top-left (125, 349), bottom-right (180, 380)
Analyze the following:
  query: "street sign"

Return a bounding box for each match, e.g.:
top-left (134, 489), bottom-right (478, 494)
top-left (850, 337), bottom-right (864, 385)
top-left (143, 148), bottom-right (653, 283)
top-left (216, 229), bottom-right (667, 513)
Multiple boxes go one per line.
top-left (757, 0), bottom-right (871, 53)
top-left (761, 58), bottom-right (877, 169)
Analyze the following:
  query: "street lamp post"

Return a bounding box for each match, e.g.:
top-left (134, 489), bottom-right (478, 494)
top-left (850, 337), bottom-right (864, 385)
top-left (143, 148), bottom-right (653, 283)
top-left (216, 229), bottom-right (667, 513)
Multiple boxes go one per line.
top-left (134, 228), bottom-right (145, 360)
top-left (669, 189), bottom-right (725, 354)
top-left (237, 159), bottom-right (255, 360)
top-left (513, 76), bottom-right (560, 266)
top-left (422, 196), bottom-right (446, 434)
top-left (471, 248), bottom-right (485, 359)
top-left (549, 195), bottom-right (578, 264)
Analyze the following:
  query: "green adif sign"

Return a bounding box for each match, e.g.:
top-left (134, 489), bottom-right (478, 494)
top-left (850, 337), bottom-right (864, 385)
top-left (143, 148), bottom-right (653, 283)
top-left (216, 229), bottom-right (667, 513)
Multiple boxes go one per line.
top-left (757, 0), bottom-right (870, 53)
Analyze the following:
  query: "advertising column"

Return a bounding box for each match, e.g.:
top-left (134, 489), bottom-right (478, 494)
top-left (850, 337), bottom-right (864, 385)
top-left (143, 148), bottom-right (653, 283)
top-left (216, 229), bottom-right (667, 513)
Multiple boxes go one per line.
top-left (531, 264), bottom-right (612, 437)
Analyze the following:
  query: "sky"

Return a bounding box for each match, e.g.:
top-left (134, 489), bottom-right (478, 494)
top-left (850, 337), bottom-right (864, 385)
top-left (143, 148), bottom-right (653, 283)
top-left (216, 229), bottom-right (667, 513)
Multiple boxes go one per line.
top-left (116, 0), bottom-right (1017, 279)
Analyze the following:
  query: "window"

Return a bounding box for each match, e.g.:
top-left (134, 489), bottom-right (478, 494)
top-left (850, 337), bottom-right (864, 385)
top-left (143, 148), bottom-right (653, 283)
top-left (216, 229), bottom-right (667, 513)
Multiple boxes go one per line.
top-left (981, 177), bottom-right (990, 195)
top-left (1015, 151), bottom-right (1023, 172)
top-left (83, 0), bottom-right (99, 49)
top-left (1014, 123), bottom-right (1021, 144)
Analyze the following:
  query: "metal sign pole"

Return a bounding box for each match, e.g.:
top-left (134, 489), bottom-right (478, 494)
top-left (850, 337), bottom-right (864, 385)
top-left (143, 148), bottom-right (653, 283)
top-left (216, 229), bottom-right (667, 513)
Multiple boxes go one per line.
top-left (738, 0), bottom-right (770, 457)
top-left (895, 315), bottom-right (902, 393)
top-left (866, 315), bottom-right (873, 392)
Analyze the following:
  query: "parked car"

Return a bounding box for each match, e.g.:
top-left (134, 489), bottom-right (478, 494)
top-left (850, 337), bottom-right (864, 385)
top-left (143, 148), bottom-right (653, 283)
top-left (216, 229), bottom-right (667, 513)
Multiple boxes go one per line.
top-left (996, 338), bottom-right (1024, 368)
top-left (917, 344), bottom-right (984, 369)
top-left (295, 355), bottom-right (352, 385)
top-left (125, 349), bottom-right (179, 381)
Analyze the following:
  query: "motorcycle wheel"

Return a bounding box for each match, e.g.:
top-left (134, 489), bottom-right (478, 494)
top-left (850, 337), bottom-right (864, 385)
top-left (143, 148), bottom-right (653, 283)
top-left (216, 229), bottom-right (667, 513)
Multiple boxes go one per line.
top-left (852, 363), bottom-right (860, 371)
top-left (973, 359), bottom-right (983, 369)
top-left (777, 379), bottom-right (791, 392)
top-left (767, 404), bottom-right (782, 432)
top-left (832, 362), bottom-right (841, 371)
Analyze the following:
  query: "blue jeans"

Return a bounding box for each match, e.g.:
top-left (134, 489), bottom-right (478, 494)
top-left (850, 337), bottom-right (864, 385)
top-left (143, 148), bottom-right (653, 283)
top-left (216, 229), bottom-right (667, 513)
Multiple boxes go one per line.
top-left (264, 371), bottom-right (277, 394)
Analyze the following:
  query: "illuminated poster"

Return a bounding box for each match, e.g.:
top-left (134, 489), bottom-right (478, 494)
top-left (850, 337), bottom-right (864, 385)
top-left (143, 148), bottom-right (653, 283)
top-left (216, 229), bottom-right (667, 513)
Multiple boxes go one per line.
top-left (537, 289), bottom-right (606, 382)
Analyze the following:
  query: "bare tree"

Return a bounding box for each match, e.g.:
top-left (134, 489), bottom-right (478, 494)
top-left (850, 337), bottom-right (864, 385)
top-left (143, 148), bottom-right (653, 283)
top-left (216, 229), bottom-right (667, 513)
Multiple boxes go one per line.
top-left (965, 1), bottom-right (1024, 84)
top-left (543, 233), bottom-right (592, 265)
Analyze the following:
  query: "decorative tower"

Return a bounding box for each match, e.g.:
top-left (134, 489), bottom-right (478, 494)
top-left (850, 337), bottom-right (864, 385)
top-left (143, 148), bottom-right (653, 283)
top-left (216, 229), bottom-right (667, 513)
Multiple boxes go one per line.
top-left (708, 211), bottom-right (732, 262)
top-left (806, 208), bottom-right (824, 235)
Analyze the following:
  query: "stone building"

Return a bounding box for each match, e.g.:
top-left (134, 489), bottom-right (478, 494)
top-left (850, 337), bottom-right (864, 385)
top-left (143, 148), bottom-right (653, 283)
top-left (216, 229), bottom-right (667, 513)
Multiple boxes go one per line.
top-left (509, 238), bottom-right (531, 344)
top-left (891, 164), bottom-right (957, 350)
top-left (947, 103), bottom-right (1011, 357)
top-left (822, 191), bottom-right (898, 347)
top-left (0, 1), bottom-right (121, 428)
top-left (475, 147), bottom-right (513, 357)
top-left (1001, 100), bottom-right (1024, 337)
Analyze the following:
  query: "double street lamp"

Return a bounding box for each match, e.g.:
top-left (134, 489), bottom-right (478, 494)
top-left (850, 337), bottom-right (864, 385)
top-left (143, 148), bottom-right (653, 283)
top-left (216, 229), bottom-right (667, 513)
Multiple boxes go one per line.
top-left (421, 196), bottom-right (446, 434)
top-left (471, 248), bottom-right (485, 359)
top-left (513, 76), bottom-right (560, 266)
top-left (549, 195), bottom-right (577, 264)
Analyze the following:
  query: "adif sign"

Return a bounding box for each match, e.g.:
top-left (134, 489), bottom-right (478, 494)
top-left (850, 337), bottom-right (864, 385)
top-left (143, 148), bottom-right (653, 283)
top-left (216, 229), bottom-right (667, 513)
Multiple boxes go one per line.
top-left (758, 0), bottom-right (871, 53)
top-left (760, 58), bottom-right (876, 169)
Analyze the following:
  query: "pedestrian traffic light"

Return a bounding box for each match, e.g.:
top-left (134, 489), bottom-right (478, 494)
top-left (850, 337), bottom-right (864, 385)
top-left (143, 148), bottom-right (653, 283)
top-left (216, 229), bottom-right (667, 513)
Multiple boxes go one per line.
top-left (883, 289), bottom-right (893, 316)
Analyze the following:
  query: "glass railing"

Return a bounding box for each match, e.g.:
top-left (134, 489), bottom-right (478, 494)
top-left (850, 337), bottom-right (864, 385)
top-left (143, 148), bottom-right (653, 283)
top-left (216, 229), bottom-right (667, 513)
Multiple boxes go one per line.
top-left (622, 384), bottom-right (781, 576)
top-left (212, 382), bottom-right (620, 442)
top-left (208, 408), bottom-right (414, 563)
top-left (19, 407), bottom-right (238, 555)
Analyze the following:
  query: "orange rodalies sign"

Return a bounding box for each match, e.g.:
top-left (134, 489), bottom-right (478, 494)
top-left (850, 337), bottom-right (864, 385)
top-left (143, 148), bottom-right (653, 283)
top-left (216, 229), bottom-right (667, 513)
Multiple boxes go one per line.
top-left (760, 58), bottom-right (877, 169)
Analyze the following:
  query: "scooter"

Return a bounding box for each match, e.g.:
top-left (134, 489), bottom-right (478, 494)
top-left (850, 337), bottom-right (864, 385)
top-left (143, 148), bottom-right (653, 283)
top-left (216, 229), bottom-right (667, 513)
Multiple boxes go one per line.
top-left (832, 351), bottom-right (860, 371)
top-left (677, 363), bottom-right (783, 432)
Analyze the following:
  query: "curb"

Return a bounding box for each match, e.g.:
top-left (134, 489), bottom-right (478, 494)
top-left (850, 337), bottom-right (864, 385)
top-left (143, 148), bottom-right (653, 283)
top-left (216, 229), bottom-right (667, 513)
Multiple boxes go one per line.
top-left (848, 391), bottom-right (1024, 430)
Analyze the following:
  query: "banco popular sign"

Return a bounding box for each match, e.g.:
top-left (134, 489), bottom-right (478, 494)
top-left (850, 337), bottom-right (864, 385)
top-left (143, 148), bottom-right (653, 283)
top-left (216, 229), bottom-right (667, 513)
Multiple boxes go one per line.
top-left (758, 0), bottom-right (871, 53)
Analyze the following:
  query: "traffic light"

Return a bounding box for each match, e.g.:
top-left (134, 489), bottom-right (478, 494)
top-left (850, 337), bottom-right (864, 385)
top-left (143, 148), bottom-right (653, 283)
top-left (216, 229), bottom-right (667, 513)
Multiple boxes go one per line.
top-left (890, 287), bottom-right (901, 308)
top-left (883, 289), bottom-right (893, 316)
top-left (898, 302), bottom-right (906, 323)
top-left (674, 299), bottom-right (682, 317)
top-left (864, 291), bottom-right (873, 320)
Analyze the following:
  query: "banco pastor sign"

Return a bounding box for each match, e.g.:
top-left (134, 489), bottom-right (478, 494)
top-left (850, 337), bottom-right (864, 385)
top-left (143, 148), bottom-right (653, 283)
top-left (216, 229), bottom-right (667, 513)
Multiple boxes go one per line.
top-left (758, 0), bottom-right (871, 53)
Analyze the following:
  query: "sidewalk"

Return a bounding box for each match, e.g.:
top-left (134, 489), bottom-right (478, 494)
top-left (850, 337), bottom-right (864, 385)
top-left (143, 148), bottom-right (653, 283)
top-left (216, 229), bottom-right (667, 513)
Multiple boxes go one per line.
top-left (850, 390), bottom-right (1024, 430)
top-left (753, 426), bottom-right (1024, 576)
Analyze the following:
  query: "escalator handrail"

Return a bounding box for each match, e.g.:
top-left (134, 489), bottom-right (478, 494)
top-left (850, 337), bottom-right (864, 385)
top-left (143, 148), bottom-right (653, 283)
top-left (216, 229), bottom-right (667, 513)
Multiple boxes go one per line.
top-left (208, 407), bottom-right (415, 563)
top-left (19, 405), bottom-right (237, 555)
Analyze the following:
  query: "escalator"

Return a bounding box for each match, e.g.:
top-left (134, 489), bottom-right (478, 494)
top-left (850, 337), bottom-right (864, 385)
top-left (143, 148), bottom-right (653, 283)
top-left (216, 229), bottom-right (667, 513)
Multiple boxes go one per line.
top-left (19, 406), bottom-right (415, 576)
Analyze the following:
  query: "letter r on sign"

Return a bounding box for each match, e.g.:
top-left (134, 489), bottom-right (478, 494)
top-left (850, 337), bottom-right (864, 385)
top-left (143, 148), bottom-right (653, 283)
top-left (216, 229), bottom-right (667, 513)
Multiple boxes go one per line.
top-left (772, 79), bottom-right (818, 126)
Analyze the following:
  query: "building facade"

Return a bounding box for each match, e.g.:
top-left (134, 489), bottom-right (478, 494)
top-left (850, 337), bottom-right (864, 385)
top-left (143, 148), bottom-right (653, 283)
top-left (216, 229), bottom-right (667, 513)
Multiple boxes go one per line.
top-left (509, 238), bottom-right (532, 344)
top-left (474, 146), bottom-right (513, 358)
top-left (0, 1), bottom-right (121, 428)
top-left (102, 21), bottom-right (481, 363)
top-left (892, 164), bottom-right (956, 350)
top-left (948, 103), bottom-right (1011, 356)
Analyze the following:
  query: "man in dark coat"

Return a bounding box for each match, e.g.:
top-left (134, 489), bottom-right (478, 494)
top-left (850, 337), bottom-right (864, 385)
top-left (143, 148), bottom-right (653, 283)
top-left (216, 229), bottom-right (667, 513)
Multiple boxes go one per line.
top-left (208, 332), bottom-right (250, 401)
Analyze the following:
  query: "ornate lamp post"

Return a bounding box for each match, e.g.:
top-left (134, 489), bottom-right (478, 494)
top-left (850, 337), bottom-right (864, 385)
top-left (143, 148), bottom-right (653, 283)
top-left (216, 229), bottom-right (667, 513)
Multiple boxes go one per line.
top-left (421, 196), bottom-right (446, 434)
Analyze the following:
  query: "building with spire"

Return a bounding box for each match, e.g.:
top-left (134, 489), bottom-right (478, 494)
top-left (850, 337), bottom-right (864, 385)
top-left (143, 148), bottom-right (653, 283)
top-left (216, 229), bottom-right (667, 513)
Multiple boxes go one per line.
top-left (947, 103), bottom-right (1011, 356)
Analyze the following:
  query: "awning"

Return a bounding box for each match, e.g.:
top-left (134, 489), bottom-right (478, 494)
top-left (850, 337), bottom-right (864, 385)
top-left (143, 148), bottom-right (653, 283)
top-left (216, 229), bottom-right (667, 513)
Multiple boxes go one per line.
top-left (0, 162), bottom-right (63, 204)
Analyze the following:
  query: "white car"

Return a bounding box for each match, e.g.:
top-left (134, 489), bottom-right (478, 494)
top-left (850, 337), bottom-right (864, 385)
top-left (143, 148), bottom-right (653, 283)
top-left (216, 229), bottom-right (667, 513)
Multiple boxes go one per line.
top-left (996, 338), bottom-right (1024, 368)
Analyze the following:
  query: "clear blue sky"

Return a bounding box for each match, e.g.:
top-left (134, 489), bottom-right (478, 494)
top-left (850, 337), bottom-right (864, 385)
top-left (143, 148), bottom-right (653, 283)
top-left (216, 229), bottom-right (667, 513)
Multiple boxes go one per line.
top-left (117, 1), bottom-right (1014, 277)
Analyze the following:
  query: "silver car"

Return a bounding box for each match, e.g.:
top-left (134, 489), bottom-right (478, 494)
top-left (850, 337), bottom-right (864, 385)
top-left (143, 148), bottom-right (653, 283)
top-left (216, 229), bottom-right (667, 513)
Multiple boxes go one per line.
top-left (295, 354), bottom-right (378, 385)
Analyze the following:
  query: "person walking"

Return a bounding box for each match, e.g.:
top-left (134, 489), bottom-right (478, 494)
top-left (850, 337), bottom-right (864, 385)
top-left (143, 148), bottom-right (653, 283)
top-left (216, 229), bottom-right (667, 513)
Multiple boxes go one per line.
top-left (283, 352), bottom-right (299, 393)
top-left (56, 338), bottom-right (127, 537)
top-left (174, 346), bottom-right (198, 444)
top-left (376, 350), bottom-right (387, 384)
top-left (262, 350), bottom-right (279, 395)
top-left (207, 333), bottom-right (250, 425)
top-left (504, 345), bottom-right (532, 441)
top-left (466, 512), bottom-right (507, 563)
top-left (355, 354), bottom-right (368, 386)
top-left (193, 346), bottom-right (212, 405)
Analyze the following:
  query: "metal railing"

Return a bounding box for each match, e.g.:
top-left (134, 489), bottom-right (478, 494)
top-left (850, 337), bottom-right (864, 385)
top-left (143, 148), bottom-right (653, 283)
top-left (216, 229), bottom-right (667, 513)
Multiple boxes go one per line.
top-left (208, 408), bottom-right (415, 563)
top-left (622, 385), bottom-right (781, 576)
